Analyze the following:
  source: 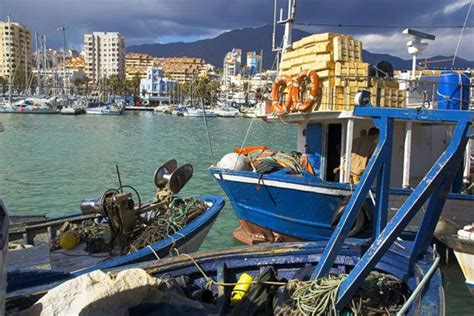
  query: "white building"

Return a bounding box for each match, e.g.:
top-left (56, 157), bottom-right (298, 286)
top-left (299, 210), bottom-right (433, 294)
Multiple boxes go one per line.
top-left (140, 67), bottom-right (176, 105)
top-left (246, 51), bottom-right (262, 76)
top-left (223, 48), bottom-right (242, 88)
top-left (83, 32), bottom-right (125, 83)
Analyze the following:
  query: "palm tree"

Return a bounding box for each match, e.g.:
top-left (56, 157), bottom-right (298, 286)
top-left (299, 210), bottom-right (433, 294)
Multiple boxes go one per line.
top-left (72, 78), bottom-right (83, 95)
top-left (0, 76), bottom-right (6, 94)
top-left (107, 75), bottom-right (122, 95)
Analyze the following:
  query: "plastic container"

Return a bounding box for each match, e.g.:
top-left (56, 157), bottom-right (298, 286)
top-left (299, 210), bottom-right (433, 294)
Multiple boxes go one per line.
top-left (436, 71), bottom-right (470, 110)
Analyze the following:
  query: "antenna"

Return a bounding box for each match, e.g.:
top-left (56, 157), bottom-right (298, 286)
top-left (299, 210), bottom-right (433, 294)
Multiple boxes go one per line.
top-left (402, 28), bottom-right (435, 80)
top-left (276, 0), bottom-right (296, 71)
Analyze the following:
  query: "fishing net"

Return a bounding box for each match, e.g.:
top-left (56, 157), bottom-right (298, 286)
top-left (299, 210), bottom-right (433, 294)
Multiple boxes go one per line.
top-left (126, 197), bottom-right (208, 253)
top-left (50, 197), bottom-right (208, 254)
top-left (278, 271), bottom-right (407, 315)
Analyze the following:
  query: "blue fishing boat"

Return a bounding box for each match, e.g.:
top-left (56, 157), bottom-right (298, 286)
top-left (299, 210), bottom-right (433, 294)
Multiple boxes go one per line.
top-left (7, 161), bottom-right (224, 287)
top-left (210, 2), bottom-right (473, 245)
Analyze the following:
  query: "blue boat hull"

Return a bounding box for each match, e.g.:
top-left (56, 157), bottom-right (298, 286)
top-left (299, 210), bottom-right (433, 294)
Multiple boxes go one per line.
top-left (6, 241), bottom-right (444, 315)
top-left (7, 195), bottom-right (224, 292)
top-left (210, 168), bottom-right (474, 243)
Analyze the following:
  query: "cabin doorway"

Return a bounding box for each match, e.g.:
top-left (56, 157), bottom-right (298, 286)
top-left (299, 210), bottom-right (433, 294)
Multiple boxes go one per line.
top-left (326, 123), bottom-right (342, 182)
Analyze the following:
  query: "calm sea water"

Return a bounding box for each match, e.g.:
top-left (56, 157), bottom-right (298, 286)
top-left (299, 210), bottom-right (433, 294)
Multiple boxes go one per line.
top-left (0, 112), bottom-right (472, 313)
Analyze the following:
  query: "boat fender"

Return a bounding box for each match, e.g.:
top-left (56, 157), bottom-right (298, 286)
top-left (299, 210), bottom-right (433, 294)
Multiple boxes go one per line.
top-left (231, 273), bottom-right (254, 304)
top-left (59, 231), bottom-right (80, 250)
top-left (217, 153), bottom-right (251, 171)
top-left (331, 197), bottom-right (369, 236)
top-left (295, 70), bottom-right (321, 112)
top-left (271, 75), bottom-right (294, 114)
top-left (458, 225), bottom-right (474, 240)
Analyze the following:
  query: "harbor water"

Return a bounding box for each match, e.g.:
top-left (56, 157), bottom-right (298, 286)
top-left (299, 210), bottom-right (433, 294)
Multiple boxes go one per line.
top-left (0, 112), bottom-right (472, 313)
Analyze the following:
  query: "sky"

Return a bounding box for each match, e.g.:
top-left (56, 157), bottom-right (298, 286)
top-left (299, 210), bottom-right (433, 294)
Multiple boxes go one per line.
top-left (1, 0), bottom-right (473, 59)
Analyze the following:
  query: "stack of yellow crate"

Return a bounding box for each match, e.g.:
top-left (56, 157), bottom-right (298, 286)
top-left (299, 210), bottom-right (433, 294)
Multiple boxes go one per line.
top-left (280, 33), bottom-right (405, 111)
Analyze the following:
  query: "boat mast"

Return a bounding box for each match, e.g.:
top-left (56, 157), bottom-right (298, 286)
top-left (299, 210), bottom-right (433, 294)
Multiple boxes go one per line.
top-left (57, 26), bottom-right (67, 97)
top-left (7, 14), bottom-right (12, 104)
top-left (35, 32), bottom-right (41, 95)
top-left (275, 0), bottom-right (296, 73)
top-left (42, 35), bottom-right (47, 96)
top-left (24, 44), bottom-right (28, 94)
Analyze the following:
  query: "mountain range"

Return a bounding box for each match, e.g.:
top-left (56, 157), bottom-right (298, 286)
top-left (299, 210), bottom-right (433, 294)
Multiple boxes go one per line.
top-left (127, 25), bottom-right (474, 71)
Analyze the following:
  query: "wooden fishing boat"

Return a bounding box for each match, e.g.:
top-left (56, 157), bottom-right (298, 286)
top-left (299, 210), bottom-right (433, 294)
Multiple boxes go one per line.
top-left (6, 241), bottom-right (443, 315)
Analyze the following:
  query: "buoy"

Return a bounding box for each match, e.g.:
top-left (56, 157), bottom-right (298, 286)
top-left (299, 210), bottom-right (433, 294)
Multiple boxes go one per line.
top-left (59, 231), bottom-right (80, 250)
top-left (231, 273), bottom-right (254, 304)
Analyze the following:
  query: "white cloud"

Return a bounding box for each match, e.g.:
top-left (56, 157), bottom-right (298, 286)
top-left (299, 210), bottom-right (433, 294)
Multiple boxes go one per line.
top-left (442, 0), bottom-right (471, 14)
top-left (357, 30), bottom-right (474, 60)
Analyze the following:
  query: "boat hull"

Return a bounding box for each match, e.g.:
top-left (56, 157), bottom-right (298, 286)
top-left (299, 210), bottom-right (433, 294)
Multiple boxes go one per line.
top-left (7, 195), bottom-right (225, 292)
top-left (0, 108), bottom-right (59, 114)
top-left (6, 241), bottom-right (445, 315)
top-left (210, 168), bottom-right (474, 244)
top-left (447, 234), bottom-right (474, 296)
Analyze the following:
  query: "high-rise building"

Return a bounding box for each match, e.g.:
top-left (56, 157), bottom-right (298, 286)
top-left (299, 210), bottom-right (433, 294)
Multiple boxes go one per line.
top-left (83, 32), bottom-right (125, 83)
top-left (246, 51), bottom-right (262, 76)
top-left (0, 20), bottom-right (32, 82)
top-left (223, 48), bottom-right (242, 87)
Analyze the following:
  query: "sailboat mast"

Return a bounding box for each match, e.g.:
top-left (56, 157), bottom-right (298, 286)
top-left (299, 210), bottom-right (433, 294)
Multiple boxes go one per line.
top-left (35, 32), bottom-right (39, 95)
top-left (57, 26), bottom-right (67, 96)
top-left (7, 14), bottom-right (12, 104)
top-left (24, 44), bottom-right (28, 93)
top-left (42, 35), bottom-right (47, 95)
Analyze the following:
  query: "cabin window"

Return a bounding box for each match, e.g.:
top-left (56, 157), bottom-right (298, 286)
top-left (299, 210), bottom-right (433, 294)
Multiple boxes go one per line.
top-left (326, 123), bottom-right (342, 182)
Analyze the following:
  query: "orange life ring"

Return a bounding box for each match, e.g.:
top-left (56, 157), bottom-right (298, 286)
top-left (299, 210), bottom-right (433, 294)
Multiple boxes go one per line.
top-left (295, 70), bottom-right (321, 112)
top-left (271, 75), bottom-right (294, 114)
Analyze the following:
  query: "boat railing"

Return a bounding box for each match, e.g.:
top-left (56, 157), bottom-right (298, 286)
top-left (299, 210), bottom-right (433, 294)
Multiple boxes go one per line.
top-left (310, 104), bottom-right (473, 308)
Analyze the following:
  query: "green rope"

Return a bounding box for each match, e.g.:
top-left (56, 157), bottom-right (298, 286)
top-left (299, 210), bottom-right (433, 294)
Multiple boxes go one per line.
top-left (285, 271), bottom-right (406, 316)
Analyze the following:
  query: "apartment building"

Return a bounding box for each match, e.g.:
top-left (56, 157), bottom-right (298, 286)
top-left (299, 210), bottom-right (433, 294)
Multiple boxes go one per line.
top-left (0, 21), bottom-right (32, 81)
top-left (223, 49), bottom-right (242, 88)
top-left (84, 32), bottom-right (125, 83)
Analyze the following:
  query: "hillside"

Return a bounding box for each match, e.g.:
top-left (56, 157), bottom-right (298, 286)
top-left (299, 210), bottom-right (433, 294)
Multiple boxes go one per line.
top-left (128, 25), bottom-right (474, 70)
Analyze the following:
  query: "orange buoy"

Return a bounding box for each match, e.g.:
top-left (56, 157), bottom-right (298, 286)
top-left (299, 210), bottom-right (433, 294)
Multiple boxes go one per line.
top-left (271, 74), bottom-right (294, 114)
top-left (295, 70), bottom-right (321, 112)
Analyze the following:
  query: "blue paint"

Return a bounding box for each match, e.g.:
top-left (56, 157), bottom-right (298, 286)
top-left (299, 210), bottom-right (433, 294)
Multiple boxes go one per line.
top-left (333, 107), bottom-right (472, 308)
top-left (305, 123), bottom-right (323, 177)
top-left (312, 115), bottom-right (395, 280)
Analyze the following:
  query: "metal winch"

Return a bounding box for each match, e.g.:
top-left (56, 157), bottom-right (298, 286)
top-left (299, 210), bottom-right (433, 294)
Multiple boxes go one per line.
top-left (79, 161), bottom-right (194, 238)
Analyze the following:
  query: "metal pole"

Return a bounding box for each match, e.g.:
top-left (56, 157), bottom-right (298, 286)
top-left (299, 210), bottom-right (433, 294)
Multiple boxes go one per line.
top-left (344, 119), bottom-right (354, 183)
top-left (43, 35), bottom-right (47, 95)
top-left (57, 26), bottom-right (67, 96)
top-left (272, 0), bottom-right (277, 52)
top-left (7, 14), bottom-right (12, 104)
top-left (35, 32), bottom-right (40, 95)
top-left (403, 122), bottom-right (412, 188)
top-left (396, 257), bottom-right (440, 316)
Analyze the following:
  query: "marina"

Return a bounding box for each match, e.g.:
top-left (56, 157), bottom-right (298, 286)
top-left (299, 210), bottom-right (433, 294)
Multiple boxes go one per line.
top-left (1, 0), bottom-right (474, 314)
